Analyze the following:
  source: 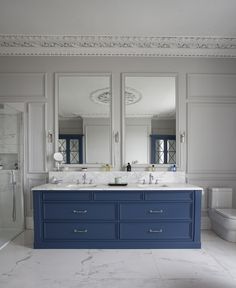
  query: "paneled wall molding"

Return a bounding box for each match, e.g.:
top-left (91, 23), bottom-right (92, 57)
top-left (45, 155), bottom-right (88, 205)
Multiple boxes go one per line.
top-left (186, 174), bottom-right (236, 181)
top-left (25, 173), bottom-right (48, 217)
top-left (27, 102), bottom-right (47, 173)
top-left (186, 98), bottom-right (236, 104)
top-left (187, 102), bottom-right (236, 174)
top-left (0, 73), bottom-right (47, 98)
top-left (187, 73), bottom-right (236, 100)
top-left (0, 35), bottom-right (236, 57)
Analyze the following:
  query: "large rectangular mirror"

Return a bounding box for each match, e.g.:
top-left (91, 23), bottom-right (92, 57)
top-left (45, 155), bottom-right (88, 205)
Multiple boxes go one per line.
top-left (122, 74), bottom-right (177, 167)
top-left (55, 73), bottom-right (112, 166)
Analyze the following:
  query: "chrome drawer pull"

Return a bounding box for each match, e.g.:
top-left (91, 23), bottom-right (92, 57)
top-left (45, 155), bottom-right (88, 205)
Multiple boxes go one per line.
top-left (149, 228), bottom-right (163, 233)
top-left (73, 229), bottom-right (88, 233)
top-left (73, 209), bottom-right (88, 214)
top-left (149, 209), bottom-right (163, 214)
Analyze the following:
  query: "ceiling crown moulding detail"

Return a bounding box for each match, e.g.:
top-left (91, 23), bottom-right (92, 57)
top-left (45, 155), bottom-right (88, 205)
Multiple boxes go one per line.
top-left (0, 34), bottom-right (236, 57)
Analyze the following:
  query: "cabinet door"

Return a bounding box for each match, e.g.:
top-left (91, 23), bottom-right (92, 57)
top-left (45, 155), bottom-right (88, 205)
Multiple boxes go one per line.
top-left (44, 203), bottom-right (116, 220)
top-left (120, 203), bottom-right (192, 220)
top-left (44, 223), bottom-right (117, 240)
top-left (120, 223), bottom-right (192, 240)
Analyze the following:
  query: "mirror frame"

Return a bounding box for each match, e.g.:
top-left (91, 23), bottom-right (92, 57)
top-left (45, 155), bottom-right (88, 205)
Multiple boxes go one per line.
top-left (121, 72), bottom-right (179, 169)
top-left (55, 72), bottom-right (114, 168)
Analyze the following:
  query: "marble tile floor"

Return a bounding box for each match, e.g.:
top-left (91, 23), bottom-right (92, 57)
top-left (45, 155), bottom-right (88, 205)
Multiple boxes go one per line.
top-left (0, 230), bottom-right (236, 288)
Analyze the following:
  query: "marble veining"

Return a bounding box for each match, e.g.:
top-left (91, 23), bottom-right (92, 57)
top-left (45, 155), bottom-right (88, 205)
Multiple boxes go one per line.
top-left (49, 171), bottom-right (186, 186)
top-left (1, 230), bottom-right (236, 288)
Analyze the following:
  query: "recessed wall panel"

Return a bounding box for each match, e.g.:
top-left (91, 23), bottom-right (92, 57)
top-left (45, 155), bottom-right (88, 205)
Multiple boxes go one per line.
top-left (188, 74), bottom-right (236, 99)
top-left (187, 103), bottom-right (236, 173)
top-left (0, 73), bottom-right (46, 98)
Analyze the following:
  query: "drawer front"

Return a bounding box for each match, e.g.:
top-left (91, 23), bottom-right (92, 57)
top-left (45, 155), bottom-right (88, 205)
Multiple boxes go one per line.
top-left (44, 223), bottom-right (116, 240)
top-left (94, 191), bottom-right (142, 201)
top-left (120, 203), bottom-right (192, 220)
top-left (43, 203), bottom-right (116, 220)
top-left (120, 223), bottom-right (192, 240)
top-left (145, 191), bottom-right (193, 201)
top-left (43, 191), bottom-right (91, 201)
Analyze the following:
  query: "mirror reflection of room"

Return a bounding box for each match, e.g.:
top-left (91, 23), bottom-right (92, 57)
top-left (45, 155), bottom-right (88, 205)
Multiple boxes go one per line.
top-left (124, 75), bottom-right (176, 165)
top-left (58, 74), bottom-right (111, 165)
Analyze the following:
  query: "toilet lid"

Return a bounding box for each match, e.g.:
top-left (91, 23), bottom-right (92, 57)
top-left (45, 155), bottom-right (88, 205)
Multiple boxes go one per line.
top-left (215, 209), bottom-right (236, 220)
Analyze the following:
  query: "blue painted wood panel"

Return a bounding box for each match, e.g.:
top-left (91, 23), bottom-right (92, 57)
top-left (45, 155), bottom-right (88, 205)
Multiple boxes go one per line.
top-left (94, 191), bottom-right (142, 201)
top-left (44, 203), bottom-right (116, 220)
top-left (145, 191), bottom-right (193, 201)
top-left (120, 222), bottom-right (192, 240)
top-left (120, 203), bottom-right (192, 220)
top-left (44, 223), bottom-right (117, 240)
top-left (33, 189), bottom-right (201, 249)
top-left (43, 191), bottom-right (91, 201)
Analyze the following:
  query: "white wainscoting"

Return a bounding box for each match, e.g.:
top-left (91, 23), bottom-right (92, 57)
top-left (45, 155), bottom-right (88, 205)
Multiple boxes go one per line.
top-left (186, 72), bottom-right (236, 220)
top-left (25, 173), bottom-right (48, 229)
top-left (187, 102), bottom-right (236, 174)
top-left (0, 73), bottom-right (46, 98)
top-left (187, 73), bottom-right (236, 100)
top-left (27, 102), bottom-right (47, 173)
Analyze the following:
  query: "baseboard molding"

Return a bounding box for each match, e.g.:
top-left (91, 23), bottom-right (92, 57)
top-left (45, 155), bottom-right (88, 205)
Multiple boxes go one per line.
top-left (26, 217), bottom-right (34, 230)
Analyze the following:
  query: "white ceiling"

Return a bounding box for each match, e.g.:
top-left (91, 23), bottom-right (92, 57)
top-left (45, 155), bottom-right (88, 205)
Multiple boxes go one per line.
top-left (0, 0), bottom-right (236, 56)
top-left (0, 0), bottom-right (235, 37)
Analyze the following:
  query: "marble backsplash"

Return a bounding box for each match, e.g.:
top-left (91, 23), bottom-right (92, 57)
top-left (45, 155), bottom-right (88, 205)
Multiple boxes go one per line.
top-left (49, 171), bottom-right (186, 185)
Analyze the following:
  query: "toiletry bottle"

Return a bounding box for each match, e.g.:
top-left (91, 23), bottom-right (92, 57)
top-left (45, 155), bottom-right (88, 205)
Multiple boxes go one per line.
top-left (151, 164), bottom-right (155, 171)
top-left (172, 164), bottom-right (176, 172)
top-left (127, 163), bottom-right (131, 172)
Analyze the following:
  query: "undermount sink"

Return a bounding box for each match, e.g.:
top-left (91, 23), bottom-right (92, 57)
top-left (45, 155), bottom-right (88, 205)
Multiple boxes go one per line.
top-left (65, 183), bottom-right (97, 188)
top-left (137, 183), bottom-right (169, 188)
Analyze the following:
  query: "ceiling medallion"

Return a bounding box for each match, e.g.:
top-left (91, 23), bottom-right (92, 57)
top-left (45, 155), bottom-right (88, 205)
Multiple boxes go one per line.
top-left (90, 87), bottom-right (142, 105)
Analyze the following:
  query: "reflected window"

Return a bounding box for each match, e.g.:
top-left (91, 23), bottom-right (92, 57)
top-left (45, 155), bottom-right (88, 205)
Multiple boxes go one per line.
top-left (59, 134), bottom-right (83, 164)
top-left (151, 135), bottom-right (176, 164)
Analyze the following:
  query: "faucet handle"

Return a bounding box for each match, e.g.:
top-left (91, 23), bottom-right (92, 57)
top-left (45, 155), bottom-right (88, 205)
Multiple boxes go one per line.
top-left (142, 179), bottom-right (146, 184)
top-left (77, 179), bottom-right (80, 184)
top-left (89, 179), bottom-right (93, 184)
top-left (155, 179), bottom-right (159, 184)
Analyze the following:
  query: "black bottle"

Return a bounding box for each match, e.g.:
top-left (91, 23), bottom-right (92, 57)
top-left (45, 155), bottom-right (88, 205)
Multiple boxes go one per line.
top-left (126, 162), bottom-right (131, 172)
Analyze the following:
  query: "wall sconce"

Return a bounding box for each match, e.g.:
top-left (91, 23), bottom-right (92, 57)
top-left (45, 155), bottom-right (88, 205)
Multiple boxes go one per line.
top-left (180, 132), bottom-right (185, 143)
top-left (114, 131), bottom-right (119, 143)
top-left (48, 131), bottom-right (53, 143)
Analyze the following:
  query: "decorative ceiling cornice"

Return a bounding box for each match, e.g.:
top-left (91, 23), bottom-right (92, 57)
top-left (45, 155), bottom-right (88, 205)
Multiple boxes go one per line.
top-left (0, 34), bottom-right (236, 57)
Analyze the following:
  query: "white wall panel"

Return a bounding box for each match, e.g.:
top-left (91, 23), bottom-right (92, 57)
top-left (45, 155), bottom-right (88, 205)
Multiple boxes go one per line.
top-left (188, 74), bottom-right (236, 99)
top-left (187, 103), bottom-right (236, 174)
top-left (0, 73), bottom-right (46, 98)
top-left (28, 103), bottom-right (47, 173)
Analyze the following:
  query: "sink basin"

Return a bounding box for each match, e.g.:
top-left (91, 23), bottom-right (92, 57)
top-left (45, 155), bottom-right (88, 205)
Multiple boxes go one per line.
top-left (137, 183), bottom-right (169, 188)
top-left (65, 183), bottom-right (97, 188)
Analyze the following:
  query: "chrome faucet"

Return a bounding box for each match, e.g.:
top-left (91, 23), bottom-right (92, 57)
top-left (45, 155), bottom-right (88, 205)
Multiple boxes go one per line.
top-left (149, 173), bottom-right (154, 184)
top-left (82, 173), bottom-right (87, 184)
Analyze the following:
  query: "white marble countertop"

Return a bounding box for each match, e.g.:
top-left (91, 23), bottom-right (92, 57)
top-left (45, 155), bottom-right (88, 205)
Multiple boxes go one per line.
top-left (32, 182), bottom-right (203, 191)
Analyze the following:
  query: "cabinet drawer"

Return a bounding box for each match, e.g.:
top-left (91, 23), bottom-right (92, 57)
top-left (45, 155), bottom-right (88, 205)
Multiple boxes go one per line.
top-left (43, 203), bottom-right (116, 220)
top-left (120, 223), bottom-right (192, 240)
top-left (145, 191), bottom-right (193, 201)
top-left (44, 223), bottom-right (116, 240)
top-left (120, 203), bottom-right (192, 220)
top-left (94, 191), bottom-right (142, 201)
top-left (43, 191), bottom-right (91, 201)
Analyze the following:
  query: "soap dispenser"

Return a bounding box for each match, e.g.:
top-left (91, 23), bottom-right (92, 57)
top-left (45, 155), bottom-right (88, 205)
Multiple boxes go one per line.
top-left (126, 163), bottom-right (131, 172)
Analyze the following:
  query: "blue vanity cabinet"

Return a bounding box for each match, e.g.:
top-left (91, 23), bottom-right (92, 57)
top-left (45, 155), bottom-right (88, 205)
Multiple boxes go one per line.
top-left (33, 189), bottom-right (201, 249)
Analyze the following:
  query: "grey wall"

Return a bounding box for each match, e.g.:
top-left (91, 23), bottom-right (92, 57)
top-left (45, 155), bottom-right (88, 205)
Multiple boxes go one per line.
top-left (0, 56), bottom-right (236, 227)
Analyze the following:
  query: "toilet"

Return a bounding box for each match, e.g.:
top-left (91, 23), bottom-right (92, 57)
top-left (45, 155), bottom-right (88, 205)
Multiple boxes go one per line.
top-left (209, 188), bottom-right (236, 242)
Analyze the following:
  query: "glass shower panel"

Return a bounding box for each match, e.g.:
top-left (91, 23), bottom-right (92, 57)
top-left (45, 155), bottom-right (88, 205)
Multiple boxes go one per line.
top-left (0, 104), bottom-right (24, 249)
